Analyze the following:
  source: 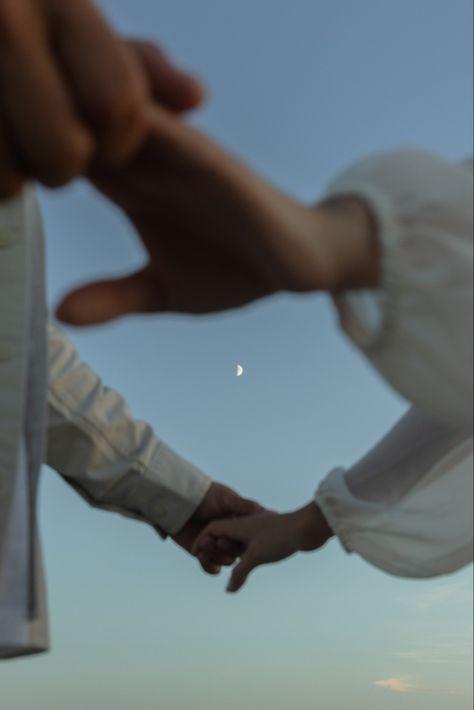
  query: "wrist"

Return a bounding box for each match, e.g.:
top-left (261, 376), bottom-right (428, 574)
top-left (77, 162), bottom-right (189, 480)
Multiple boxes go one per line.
top-left (272, 196), bottom-right (380, 295)
top-left (313, 197), bottom-right (381, 291)
top-left (291, 502), bottom-right (334, 552)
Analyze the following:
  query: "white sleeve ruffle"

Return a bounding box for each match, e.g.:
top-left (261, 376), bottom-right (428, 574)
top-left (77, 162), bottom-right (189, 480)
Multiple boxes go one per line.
top-left (328, 149), bottom-right (473, 427)
top-left (315, 409), bottom-right (473, 578)
top-left (315, 150), bottom-right (473, 578)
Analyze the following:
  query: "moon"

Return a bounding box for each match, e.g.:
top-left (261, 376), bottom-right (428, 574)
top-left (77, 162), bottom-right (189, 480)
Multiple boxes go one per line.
top-left (236, 364), bottom-right (244, 377)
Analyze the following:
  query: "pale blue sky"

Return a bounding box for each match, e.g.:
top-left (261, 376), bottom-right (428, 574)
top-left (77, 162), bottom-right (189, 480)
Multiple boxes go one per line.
top-left (1, 1), bottom-right (473, 708)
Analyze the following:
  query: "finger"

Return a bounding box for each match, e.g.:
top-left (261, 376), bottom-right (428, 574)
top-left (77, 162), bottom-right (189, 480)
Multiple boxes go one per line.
top-left (128, 40), bottom-right (205, 113)
top-left (216, 538), bottom-right (245, 558)
top-left (227, 550), bottom-right (260, 593)
top-left (199, 550), bottom-right (236, 567)
top-left (49, 1), bottom-right (149, 164)
top-left (192, 519), bottom-right (251, 557)
top-left (0, 1), bottom-right (94, 186)
top-left (197, 541), bottom-right (237, 566)
top-left (190, 532), bottom-right (232, 560)
top-left (198, 554), bottom-right (221, 576)
top-left (55, 268), bottom-right (166, 326)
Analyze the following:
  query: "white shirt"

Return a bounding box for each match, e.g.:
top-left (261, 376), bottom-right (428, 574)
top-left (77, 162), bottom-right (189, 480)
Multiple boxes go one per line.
top-left (315, 149), bottom-right (473, 577)
top-left (0, 189), bottom-right (211, 659)
top-left (0, 442), bottom-right (29, 651)
top-left (0, 192), bottom-right (48, 658)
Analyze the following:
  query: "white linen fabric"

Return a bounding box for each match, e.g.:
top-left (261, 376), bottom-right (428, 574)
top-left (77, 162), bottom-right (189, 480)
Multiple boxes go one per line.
top-left (0, 212), bottom-right (47, 656)
top-left (0, 442), bottom-right (30, 654)
top-left (1, 148), bottom-right (472, 657)
top-left (46, 321), bottom-right (211, 536)
top-left (0, 189), bottom-right (211, 659)
top-left (315, 149), bottom-right (473, 578)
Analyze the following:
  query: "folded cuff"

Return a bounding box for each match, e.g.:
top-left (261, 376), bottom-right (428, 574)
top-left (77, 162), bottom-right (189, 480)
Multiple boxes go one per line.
top-left (143, 443), bottom-right (212, 535)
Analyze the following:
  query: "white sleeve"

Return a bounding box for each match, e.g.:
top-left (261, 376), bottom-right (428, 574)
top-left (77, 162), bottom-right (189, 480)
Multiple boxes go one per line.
top-left (327, 149), bottom-right (473, 427)
top-left (314, 150), bottom-right (473, 578)
top-left (46, 321), bottom-right (211, 535)
top-left (315, 408), bottom-right (473, 578)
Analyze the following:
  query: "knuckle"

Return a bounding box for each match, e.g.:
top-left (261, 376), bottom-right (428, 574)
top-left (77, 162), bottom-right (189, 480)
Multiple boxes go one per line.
top-left (43, 130), bottom-right (93, 185)
top-left (93, 84), bottom-right (145, 131)
top-left (0, 0), bottom-right (21, 41)
top-left (207, 523), bottom-right (223, 538)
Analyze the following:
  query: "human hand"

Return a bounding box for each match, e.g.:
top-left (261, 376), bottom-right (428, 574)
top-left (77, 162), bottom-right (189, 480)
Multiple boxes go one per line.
top-left (56, 104), bottom-right (379, 326)
top-left (171, 482), bottom-right (264, 575)
top-left (192, 502), bottom-right (333, 592)
top-left (0, 0), bottom-right (204, 196)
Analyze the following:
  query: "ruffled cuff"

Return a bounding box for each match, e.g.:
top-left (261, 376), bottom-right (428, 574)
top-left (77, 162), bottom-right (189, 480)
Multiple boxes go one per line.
top-left (325, 176), bottom-right (403, 352)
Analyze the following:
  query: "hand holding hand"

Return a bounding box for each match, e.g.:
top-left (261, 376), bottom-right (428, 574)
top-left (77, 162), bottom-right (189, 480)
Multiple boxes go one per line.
top-left (57, 106), bottom-right (379, 325)
top-left (171, 482), bottom-right (264, 575)
top-left (192, 502), bottom-right (333, 592)
top-left (0, 0), bottom-right (203, 196)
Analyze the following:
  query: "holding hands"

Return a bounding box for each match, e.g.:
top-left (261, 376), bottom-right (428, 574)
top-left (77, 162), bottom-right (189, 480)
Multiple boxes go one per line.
top-left (0, 5), bottom-right (372, 591)
top-left (57, 108), bottom-right (380, 325)
top-left (192, 503), bottom-right (334, 592)
top-left (0, 4), bottom-right (378, 322)
top-left (171, 482), bottom-right (264, 576)
top-left (0, 0), bottom-right (203, 196)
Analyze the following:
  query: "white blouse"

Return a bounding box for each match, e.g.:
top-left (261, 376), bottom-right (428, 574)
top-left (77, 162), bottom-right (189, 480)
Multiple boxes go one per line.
top-left (315, 149), bottom-right (473, 578)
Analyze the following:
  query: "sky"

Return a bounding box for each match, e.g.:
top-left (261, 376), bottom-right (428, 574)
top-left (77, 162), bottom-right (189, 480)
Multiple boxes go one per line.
top-left (1, 1), bottom-right (473, 708)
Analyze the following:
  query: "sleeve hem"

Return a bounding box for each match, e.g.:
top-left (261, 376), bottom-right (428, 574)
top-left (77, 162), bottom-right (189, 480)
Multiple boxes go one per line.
top-left (314, 468), bottom-right (355, 554)
top-left (47, 382), bottom-right (212, 536)
top-left (145, 442), bottom-right (212, 534)
top-left (325, 179), bottom-right (403, 351)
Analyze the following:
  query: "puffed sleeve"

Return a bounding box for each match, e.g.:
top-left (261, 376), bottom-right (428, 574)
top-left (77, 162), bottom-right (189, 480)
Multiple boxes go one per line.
top-left (327, 149), bottom-right (473, 427)
top-left (314, 150), bottom-right (473, 578)
top-left (315, 408), bottom-right (473, 577)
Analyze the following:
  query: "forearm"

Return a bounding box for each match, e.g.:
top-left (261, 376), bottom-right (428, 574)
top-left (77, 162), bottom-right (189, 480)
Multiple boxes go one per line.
top-left (46, 320), bottom-right (211, 534)
top-left (315, 197), bottom-right (381, 291)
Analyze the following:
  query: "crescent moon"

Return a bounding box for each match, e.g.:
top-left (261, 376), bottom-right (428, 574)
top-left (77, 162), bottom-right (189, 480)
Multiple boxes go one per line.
top-left (236, 365), bottom-right (244, 377)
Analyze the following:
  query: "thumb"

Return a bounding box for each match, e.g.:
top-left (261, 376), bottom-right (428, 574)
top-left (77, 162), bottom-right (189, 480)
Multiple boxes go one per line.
top-left (56, 269), bottom-right (165, 326)
top-left (227, 548), bottom-right (259, 593)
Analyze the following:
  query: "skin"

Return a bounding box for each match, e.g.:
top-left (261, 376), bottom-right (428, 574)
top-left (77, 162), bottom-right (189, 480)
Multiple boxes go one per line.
top-left (10, 22), bottom-right (380, 582)
top-left (0, 0), bottom-right (203, 195)
top-left (54, 108), bottom-right (380, 582)
top-left (0, 1), bottom-right (385, 593)
top-left (0, 1), bottom-right (260, 573)
top-left (57, 106), bottom-right (380, 325)
top-left (191, 502), bottom-right (334, 592)
top-left (172, 482), bottom-right (264, 575)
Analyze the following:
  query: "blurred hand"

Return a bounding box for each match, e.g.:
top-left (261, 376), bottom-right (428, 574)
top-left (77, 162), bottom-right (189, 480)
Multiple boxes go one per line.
top-left (171, 482), bottom-right (264, 575)
top-left (192, 502), bottom-right (334, 592)
top-left (0, 0), bottom-right (204, 196)
top-left (57, 104), bottom-right (377, 325)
